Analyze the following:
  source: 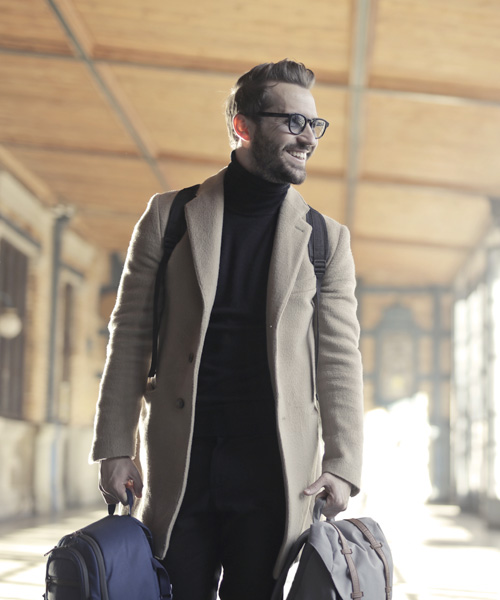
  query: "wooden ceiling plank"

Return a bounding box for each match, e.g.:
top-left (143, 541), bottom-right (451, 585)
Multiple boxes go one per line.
top-left (296, 177), bottom-right (346, 224)
top-left (369, 87), bottom-right (500, 110)
top-left (0, 144), bottom-right (57, 207)
top-left (360, 172), bottom-right (500, 199)
top-left (361, 93), bottom-right (500, 195)
top-left (47, 0), bottom-right (95, 57)
top-left (97, 64), bottom-right (160, 158)
top-left (73, 0), bottom-right (353, 83)
top-left (353, 238), bottom-right (467, 286)
top-left (102, 65), bottom-right (234, 164)
top-left (355, 234), bottom-right (477, 253)
top-left (71, 213), bottom-right (137, 251)
top-left (4, 146), bottom-right (161, 216)
top-left (0, 0), bottom-right (73, 55)
top-left (352, 182), bottom-right (491, 257)
top-left (369, 0), bottom-right (500, 102)
top-left (0, 55), bottom-right (139, 155)
top-left (45, 0), bottom-right (167, 189)
top-left (4, 41), bottom-right (500, 109)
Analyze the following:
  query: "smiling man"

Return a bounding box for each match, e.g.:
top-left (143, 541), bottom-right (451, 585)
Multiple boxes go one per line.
top-left (233, 81), bottom-right (319, 184)
top-left (91, 59), bottom-right (364, 600)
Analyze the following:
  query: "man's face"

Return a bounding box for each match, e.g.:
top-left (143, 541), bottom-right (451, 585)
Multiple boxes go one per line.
top-left (249, 82), bottom-right (319, 185)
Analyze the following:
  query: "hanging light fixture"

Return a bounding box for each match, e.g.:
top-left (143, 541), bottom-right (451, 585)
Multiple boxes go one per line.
top-left (0, 292), bottom-right (22, 339)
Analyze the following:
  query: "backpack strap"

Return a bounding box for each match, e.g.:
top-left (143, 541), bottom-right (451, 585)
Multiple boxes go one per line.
top-left (305, 207), bottom-right (329, 375)
top-left (152, 557), bottom-right (173, 599)
top-left (270, 529), bottom-right (310, 600)
top-left (347, 518), bottom-right (393, 600)
top-left (148, 184), bottom-right (200, 379)
top-left (149, 197), bottom-right (327, 380)
top-left (326, 521), bottom-right (364, 599)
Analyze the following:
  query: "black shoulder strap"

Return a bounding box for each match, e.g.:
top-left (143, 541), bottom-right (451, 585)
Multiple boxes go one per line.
top-left (270, 529), bottom-right (310, 600)
top-left (149, 197), bottom-right (327, 380)
top-left (148, 184), bottom-right (200, 379)
top-left (306, 207), bottom-right (329, 375)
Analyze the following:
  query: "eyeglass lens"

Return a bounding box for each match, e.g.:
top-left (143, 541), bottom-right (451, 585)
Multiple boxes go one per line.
top-left (289, 114), bottom-right (327, 139)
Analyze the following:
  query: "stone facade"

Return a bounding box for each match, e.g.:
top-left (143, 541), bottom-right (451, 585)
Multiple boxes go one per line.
top-left (0, 169), bottom-right (113, 520)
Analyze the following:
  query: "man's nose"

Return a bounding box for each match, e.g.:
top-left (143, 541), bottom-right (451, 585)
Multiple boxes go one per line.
top-left (297, 122), bottom-right (318, 147)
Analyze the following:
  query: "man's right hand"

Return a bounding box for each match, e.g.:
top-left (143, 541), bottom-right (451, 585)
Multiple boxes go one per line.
top-left (99, 457), bottom-right (143, 505)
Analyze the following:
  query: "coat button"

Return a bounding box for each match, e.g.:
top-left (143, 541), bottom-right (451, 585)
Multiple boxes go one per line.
top-left (176, 398), bottom-right (185, 409)
top-left (188, 352), bottom-right (194, 363)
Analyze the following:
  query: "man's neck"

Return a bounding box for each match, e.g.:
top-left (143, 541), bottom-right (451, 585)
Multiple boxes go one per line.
top-left (234, 146), bottom-right (255, 176)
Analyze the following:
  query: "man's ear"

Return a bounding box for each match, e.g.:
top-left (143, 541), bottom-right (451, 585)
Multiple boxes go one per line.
top-left (233, 114), bottom-right (252, 142)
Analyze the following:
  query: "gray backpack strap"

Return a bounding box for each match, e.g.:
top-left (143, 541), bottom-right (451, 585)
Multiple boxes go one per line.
top-left (347, 518), bottom-right (393, 600)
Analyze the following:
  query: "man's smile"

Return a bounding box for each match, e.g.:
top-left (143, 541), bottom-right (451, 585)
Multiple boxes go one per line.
top-left (285, 145), bottom-right (313, 164)
top-left (287, 149), bottom-right (307, 162)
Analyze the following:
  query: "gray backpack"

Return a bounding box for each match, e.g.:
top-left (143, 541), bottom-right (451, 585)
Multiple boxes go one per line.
top-left (272, 499), bottom-right (393, 600)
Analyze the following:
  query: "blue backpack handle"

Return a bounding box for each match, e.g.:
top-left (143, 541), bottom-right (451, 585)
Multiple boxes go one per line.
top-left (108, 487), bottom-right (134, 516)
top-left (313, 497), bottom-right (327, 522)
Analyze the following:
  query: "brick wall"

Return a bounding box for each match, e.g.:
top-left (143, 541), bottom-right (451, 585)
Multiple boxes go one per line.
top-left (0, 169), bottom-right (110, 518)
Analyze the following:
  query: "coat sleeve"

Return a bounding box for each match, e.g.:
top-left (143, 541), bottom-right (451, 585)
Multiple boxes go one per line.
top-left (90, 193), bottom-right (172, 462)
top-left (316, 220), bottom-right (364, 494)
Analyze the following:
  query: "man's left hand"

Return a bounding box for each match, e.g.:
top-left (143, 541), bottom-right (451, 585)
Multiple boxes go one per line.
top-left (303, 473), bottom-right (352, 519)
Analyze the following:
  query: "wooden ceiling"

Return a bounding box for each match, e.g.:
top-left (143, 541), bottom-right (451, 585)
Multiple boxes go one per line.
top-left (0, 0), bottom-right (496, 286)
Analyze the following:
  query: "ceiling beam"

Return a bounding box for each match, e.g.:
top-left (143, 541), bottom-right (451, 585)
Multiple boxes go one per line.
top-left (4, 45), bottom-right (500, 109)
top-left (353, 233), bottom-right (475, 253)
top-left (3, 141), bottom-right (495, 200)
top-left (48, 0), bottom-right (94, 56)
top-left (44, 0), bottom-right (168, 189)
top-left (360, 173), bottom-right (499, 199)
top-left (345, 0), bottom-right (373, 230)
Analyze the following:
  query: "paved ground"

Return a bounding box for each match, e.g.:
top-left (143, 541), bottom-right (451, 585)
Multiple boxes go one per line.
top-left (0, 500), bottom-right (499, 599)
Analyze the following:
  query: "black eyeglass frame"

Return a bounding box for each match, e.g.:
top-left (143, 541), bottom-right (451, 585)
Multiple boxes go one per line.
top-left (256, 112), bottom-right (330, 139)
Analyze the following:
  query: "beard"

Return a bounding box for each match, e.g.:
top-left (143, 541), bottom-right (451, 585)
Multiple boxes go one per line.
top-left (249, 126), bottom-right (314, 185)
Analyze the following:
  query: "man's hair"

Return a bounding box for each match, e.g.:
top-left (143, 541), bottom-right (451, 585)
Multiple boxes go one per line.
top-left (225, 59), bottom-right (316, 149)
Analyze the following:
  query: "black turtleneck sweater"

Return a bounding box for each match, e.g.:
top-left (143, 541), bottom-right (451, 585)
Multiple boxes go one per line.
top-left (194, 154), bottom-right (289, 437)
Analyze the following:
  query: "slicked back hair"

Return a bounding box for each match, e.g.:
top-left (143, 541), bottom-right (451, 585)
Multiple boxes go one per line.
top-left (225, 59), bottom-right (316, 149)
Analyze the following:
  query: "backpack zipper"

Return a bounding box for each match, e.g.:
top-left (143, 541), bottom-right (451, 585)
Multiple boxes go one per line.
top-left (46, 575), bottom-right (81, 587)
top-left (46, 546), bottom-right (90, 598)
top-left (75, 532), bottom-right (109, 600)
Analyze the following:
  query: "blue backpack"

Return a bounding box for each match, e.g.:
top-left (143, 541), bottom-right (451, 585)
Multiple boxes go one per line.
top-left (44, 489), bottom-right (172, 599)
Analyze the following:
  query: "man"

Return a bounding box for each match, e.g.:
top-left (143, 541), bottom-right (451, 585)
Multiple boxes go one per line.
top-left (91, 59), bottom-right (363, 600)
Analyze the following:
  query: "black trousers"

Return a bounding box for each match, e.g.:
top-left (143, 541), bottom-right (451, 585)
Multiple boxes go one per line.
top-left (161, 434), bottom-right (286, 600)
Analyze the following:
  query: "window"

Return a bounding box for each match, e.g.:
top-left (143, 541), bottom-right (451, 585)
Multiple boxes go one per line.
top-left (0, 238), bottom-right (28, 419)
top-left (489, 257), bottom-right (500, 500)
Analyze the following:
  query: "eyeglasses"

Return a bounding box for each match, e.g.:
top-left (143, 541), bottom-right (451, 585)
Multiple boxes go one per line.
top-left (257, 112), bottom-right (329, 139)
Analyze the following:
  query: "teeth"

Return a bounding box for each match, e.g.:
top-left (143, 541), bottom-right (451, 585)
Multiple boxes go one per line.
top-left (288, 151), bottom-right (306, 160)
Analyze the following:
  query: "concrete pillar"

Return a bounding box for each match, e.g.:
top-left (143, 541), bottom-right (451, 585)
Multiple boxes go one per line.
top-left (0, 416), bottom-right (36, 520)
top-left (33, 423), bottom-right (67, 514)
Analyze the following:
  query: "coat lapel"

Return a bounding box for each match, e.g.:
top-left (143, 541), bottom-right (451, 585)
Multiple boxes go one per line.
top-left (184, 169), bottom-right (225, 313)
top-left (184, 170), bottom-right (311, 325)
top-left (267, 187), bottom-right (312, 326)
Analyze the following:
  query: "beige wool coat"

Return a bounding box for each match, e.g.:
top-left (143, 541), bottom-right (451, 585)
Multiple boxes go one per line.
top-left (90, 167), bottom-right (364, 576)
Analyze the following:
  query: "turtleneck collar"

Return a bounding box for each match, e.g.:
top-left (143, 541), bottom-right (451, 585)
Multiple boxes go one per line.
top-left (223, 151), bottom-right (289, 216)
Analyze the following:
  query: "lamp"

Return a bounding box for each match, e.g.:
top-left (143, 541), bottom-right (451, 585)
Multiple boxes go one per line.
top-left (0, 292), bottom-right (23, 339)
